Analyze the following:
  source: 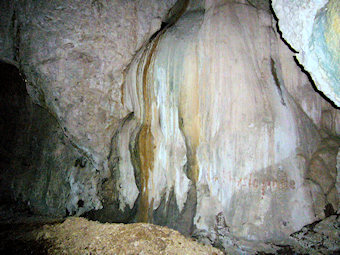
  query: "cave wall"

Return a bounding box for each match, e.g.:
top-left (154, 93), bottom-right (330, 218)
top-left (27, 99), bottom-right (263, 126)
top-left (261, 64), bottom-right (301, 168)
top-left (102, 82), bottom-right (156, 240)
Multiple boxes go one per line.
top-left (0, 0), bottom-right (178, 219)
top-left (0, 0), bottom-right (178, 171)
top-left (122, 0), bottom-right (339, 241)
top-left (272, 0), bottom-right (340, 107)
top-left (0, 61), bottom-right (101, 216)
top-left (0, 0), bottom-right (339, 245)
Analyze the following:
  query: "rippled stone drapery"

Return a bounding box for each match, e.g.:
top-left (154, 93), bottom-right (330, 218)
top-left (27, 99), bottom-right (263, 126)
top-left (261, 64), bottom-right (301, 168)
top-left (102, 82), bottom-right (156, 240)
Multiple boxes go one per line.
top-left (0, 0), bottom-right (339, 244)
top-left (121, 1), bottom-right (329, 240)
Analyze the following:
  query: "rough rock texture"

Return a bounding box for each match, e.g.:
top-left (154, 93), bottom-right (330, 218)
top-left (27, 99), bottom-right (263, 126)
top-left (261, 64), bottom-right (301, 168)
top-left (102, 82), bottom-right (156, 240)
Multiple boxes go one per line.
top-left (289, 214), bottom-right (340, 254)
top-left (0, 0), bottom-right (178, 219)
top-left (193, 213), bottom-right (340, 254)
top-left (307, 137), bottom-right (340, 215)
top-left (0, 62), bottom-right (101, 216)
top-left (0, 0), bottom-right (339, 250)
top-left (34, 217), bottom-right (223, 255)
top-left (272, 0), bottom-right (340, 107)
top-left (0, 0), bottom-right (177, 171)
top-left (337, 149), bottom-right (340, 213)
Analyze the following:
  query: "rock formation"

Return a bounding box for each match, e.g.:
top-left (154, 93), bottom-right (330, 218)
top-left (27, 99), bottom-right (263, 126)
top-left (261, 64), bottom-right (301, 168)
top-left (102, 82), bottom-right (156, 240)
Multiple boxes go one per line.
top-left (272, 0), bottom-right (340, 107)
top-left (0, 0), bottom-right (339, 253)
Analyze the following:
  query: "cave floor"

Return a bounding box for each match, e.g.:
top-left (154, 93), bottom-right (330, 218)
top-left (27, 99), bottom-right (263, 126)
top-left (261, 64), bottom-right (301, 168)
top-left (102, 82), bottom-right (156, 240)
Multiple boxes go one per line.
top-left (0, 199), bottom-right (338, 254)
top-left (0, 200), bottom-right (63, 254)
top-left (0, 201), bottom-right (222, 255)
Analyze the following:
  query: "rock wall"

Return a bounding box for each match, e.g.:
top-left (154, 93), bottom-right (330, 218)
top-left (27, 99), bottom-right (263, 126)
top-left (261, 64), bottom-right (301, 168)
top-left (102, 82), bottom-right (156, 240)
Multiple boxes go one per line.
top-left (121, 1), bottom-right (337, 241)
top-left (0, 0), bottom-right (178, 171)
top-left (0, 62), bottom-right (101, 216)
top-left (272, 0), bottom-right (340, 107)
top-left (0, 0), bottom-right (339, 246)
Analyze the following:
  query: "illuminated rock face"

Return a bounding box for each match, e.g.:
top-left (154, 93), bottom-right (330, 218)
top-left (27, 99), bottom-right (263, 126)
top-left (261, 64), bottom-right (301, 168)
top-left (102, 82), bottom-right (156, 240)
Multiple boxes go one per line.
top-left (272, 0), bottom-right (340, 107)
top-left (0, 0), bottom-right (177, 220)
top-left (0, 0), bottom-right (339, 245)
top-left (0, 0), bottom-right (177, 171)
top-left (122, 2), bottom-right (329, 240)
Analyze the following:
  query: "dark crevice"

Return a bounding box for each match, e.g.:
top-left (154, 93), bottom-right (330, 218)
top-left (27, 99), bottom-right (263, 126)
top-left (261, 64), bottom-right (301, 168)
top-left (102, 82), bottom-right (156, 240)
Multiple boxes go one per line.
top-left (77, 200), bottom-right (84, 208)
top-left (0, 61), bottom-right (29, 203)
top-left (324, 203), bottom-right (335, 217)
top-left (148, 0), bottom-right (189, 42)
top-left (270, 58), bottom-right (286, 106)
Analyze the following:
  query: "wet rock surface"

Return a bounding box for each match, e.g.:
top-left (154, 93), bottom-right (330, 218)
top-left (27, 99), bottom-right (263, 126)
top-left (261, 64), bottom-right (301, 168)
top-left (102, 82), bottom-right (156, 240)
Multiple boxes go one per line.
top-left (122, 0), bottom-right (337, 242)
top-left (0, 0), bottom-right (339, 253)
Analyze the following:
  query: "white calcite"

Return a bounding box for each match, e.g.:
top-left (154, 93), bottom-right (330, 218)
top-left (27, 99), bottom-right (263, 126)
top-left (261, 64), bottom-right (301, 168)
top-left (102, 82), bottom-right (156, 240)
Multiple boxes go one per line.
top-left (115, 116), bottom-right (140, 211)
top-left (123, 1), bottom-right (326, 241)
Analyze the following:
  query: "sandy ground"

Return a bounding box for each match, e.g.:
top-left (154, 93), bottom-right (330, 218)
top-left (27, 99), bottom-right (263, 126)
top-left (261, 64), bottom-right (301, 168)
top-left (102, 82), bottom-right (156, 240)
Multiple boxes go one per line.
top-left (34, 217), bottom-right (223, 255)
top-left (0, 209), bottom-right (222, 255)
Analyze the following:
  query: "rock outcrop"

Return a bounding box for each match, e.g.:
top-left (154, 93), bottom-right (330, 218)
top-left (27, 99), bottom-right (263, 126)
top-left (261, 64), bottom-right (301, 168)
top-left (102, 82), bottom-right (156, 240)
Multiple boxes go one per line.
top-left (289, 214), bottom-right (340, 254)
top-left (0, 62), bottom-right (101, 217)
top-left (122, 0), bottom-right (336, 241)
top-left (0, 0), bottom-right (178, 219)
top-left (0, 0), bottom-right (339, 251)
top-left (0, 0), bottom-right (178, 171)
top-left (272, 0), bottom-right (340, 107)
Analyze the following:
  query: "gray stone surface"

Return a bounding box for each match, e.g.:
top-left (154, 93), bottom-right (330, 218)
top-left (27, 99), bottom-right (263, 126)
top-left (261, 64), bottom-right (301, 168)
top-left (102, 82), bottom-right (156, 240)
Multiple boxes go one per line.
top-left (0, 0), bottom-right (339, 250)
top-left (10, 103), bottom-right (102, 217)
top-left (0, 62), bottom-right (101, 217)
top-left (0, 0), bottom-right (177, 172)
top-left (290, 215), bottom-right (340, 254)
top-left (337, 149), bottom-right (340, 212)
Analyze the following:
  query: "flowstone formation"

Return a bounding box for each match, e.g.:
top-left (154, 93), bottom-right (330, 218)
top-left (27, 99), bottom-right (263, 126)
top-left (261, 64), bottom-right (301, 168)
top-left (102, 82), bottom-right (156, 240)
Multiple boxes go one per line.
top-left (122, 0), bottom-right (338, 242)
top-left (0, 0), bottom-right (339, 253)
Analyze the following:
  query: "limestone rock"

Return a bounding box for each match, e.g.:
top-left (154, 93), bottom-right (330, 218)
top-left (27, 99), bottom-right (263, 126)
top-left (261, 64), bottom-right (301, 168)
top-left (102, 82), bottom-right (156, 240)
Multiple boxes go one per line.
top-left (123, 0), bottom-right (327, 241)
top-left (290, 215), bottom-right (340, 254)
top-left (0, 62), bottom-right (101, 217)
top-left (0, 0), bottom-right (339, 248)
top-left (272, 0), bottom-right (340, 107)
top-left (337, 149), bottom-right (340, 212)
top-left (10, 103), bottom-right (102, 217)
top-left (307, 137), bottom-right (340, 213)
top-left (0, 1), bottom-right (16, 63)
top-left (327, 187), bottom-right (339, 211)
top-left (321, 108), bottom-right (340, 136)
top-left (0, 0), bottom-right (177, 171)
